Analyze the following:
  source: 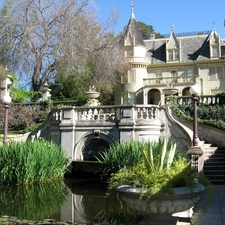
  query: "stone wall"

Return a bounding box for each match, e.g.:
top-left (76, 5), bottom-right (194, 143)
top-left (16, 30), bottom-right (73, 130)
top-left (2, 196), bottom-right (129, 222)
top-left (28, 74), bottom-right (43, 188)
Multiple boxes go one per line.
top-left (174, 115), bottom-right (225, 148)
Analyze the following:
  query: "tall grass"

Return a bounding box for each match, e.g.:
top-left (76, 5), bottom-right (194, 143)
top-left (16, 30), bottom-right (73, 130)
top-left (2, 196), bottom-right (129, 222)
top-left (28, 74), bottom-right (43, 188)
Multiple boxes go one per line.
top-left (0, 138), bottom-right (68, 184)
top-left (96, 140), bottom-right (145, 175)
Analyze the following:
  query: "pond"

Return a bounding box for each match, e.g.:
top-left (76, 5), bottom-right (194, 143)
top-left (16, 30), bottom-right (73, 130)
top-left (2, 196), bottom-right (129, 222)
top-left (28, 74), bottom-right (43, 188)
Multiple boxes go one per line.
top-left (0, 177), bottom-right (199, 225)
top-left (0, 178), bottom-right (139, 225)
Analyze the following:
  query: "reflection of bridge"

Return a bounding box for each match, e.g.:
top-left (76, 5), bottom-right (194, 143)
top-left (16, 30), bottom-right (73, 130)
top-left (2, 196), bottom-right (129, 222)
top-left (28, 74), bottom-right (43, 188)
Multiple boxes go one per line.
top-left (30, 105), bottom-right (192, 162)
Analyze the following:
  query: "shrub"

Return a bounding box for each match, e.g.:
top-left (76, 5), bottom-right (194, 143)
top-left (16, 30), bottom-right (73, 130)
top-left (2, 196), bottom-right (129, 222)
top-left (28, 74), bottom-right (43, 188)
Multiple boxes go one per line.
top-left (0, 104), bottom-right (46, 132)
top-left (107, 138), bottom-right (202, 199)
top-left (0, 138), bottom-right (68, 184)
top-left (97, 138), bottom-right (183, 178)
top-left (169, 96), bottom-right (225, 131)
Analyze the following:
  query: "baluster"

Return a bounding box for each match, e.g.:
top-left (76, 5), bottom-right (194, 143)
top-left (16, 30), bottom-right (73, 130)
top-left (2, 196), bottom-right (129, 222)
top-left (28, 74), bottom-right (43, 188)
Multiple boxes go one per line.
top-left (150, 108), bottom-right (154, 119)
top-left (103, 108), bottom-right (107, 120)
top-left (140, 107), bottom-right (144, 119)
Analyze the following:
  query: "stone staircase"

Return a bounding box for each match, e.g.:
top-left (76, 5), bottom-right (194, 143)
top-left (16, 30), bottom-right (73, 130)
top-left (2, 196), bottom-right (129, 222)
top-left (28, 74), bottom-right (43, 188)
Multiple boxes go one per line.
top-left (202, 144), bottom-right (225, 184)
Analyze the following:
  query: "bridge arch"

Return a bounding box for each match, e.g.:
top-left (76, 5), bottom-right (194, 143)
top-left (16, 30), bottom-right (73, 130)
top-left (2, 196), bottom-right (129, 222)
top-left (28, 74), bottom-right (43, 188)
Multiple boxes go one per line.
top-left (73, 131), bottom-right (116, 161)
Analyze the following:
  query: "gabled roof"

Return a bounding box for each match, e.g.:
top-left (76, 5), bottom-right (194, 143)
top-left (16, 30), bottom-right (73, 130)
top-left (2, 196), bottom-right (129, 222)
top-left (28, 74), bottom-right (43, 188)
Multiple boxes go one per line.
top-left (197, 29), bottom-right (224, 61)
top-left (144, 30), bottom-right (225, 65)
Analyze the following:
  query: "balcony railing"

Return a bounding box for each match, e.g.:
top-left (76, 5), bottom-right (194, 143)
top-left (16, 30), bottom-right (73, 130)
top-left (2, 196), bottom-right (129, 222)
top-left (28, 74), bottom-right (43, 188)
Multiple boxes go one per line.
top-left (143, 75), bottom-right (198, 86)
top-left (127, 57), bottom-right (151, 64)
top-left (166, 95), bottom-right (221, 105)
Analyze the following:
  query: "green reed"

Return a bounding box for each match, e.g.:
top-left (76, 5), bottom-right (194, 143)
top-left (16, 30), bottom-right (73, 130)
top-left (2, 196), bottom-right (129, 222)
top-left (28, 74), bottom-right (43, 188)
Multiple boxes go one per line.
top-left (96, 140), bottom-right (145, 175)
top-left (0, 138), bottom-right (68, 184)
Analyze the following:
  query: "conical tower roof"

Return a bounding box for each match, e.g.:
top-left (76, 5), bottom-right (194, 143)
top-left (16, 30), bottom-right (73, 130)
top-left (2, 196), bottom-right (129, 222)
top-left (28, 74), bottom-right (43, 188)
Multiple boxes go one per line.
top-left (124, 3), bottom-right (144, 46)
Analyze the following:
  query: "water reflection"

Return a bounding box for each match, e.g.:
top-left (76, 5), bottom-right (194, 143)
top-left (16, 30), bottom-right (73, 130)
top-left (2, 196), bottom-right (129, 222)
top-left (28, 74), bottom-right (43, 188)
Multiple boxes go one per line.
top-left (0, 179), bottom-right (137, 224)
top-left (0, 181), bottom-right (68, 221)
top-left (63, 179), bottom-right (136, 224)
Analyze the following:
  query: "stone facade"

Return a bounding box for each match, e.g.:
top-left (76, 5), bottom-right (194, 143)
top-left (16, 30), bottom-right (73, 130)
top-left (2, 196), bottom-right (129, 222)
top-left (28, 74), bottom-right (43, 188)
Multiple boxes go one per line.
top-left (115, 10), bottom-right (225, 106)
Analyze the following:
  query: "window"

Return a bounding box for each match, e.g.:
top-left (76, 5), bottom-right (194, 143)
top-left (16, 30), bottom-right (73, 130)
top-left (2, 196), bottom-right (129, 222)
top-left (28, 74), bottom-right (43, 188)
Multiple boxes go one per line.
top-left (121, 74), bottom-right (128, 83)
top-left (209, 66), bottom-right (223, 80)
top-left (174, 50), bottom-right (179, 60)
top-left (212, 46), bottom-right (219, 57)
top-left (155, 71), bottom-right (162, 78)
top-left (121, 70), bottom-right (136, 84)
top-left (128, 70), bottom-right (135, 83)
top-left (186, 69), bottom-right (193, 76)
top-left (122, 93), bottom-right (135, 105)
top-left (168, 51), bottom-right (173, 61)
top-left (167, 49), bottom-right (179, 61)
top-left (170, 70), bottom-right (177, 77)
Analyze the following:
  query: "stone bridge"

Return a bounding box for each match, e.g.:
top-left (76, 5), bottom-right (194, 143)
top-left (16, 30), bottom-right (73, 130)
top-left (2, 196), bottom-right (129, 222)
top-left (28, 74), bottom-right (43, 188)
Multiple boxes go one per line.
top-left (29, 105), bottom-right (192, 163)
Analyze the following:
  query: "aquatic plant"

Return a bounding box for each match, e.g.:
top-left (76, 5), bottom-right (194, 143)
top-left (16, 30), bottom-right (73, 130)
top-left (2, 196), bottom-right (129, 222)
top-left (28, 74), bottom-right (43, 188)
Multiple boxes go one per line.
top-left (95, 140), bottom-right (145, 175)
top-left (0, 138), bottom-right (68, 184)
top-left (107, 138), bottom-right (204, 198)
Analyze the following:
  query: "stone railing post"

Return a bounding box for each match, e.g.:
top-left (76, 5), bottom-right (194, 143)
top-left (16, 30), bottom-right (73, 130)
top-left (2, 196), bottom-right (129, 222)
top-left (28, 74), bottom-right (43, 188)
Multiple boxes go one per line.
top-left (119, 105), bottom-right (135, 141)
top-left (187, 147), bottom-right (204, 172)
top-left (187, 84), bottom-right (204, 173)
top-left (59, 107), bottom-right (76, 163)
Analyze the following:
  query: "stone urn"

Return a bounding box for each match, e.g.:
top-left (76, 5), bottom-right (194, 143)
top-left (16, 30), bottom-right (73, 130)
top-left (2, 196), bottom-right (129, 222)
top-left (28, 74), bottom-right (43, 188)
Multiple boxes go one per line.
top-left (86, 91), bottom-right (100, 99)
top-left (116, 183), bottom-right (205, 215)
top-left (162, 88), bottom-right (178, 96)
top-left (86, 86), bottom-right (100, 106)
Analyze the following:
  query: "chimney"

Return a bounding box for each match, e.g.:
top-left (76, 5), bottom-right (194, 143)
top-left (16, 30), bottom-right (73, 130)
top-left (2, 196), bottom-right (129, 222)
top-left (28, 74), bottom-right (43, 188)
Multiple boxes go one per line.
top-left (150, 34), bottom-right (155, 40)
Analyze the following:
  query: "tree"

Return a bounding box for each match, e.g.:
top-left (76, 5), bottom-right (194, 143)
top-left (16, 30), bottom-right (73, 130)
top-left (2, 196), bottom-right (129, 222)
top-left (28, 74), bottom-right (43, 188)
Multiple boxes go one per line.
top-left (0, 0), bottom-right (125, 98)
top-left (137, 21), bottom-right (164, 39)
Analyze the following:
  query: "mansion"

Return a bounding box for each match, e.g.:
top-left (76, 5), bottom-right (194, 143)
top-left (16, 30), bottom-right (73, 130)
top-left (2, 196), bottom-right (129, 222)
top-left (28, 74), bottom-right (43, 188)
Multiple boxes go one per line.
top-left (114, 10), bottom-right (225, 105)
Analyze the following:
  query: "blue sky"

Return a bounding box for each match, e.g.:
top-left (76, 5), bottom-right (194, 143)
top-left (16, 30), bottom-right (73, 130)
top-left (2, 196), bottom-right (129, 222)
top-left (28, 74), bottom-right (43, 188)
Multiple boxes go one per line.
top-left (95, 0), bottom-right (225, 38)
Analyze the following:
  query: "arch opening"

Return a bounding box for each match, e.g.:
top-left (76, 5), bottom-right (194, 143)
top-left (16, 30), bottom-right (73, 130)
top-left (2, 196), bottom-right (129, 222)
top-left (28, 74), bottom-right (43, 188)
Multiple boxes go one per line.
top-left (82, 138), bottom-right (110, 161)
top-left (148, 89), bottom-right (161, 105)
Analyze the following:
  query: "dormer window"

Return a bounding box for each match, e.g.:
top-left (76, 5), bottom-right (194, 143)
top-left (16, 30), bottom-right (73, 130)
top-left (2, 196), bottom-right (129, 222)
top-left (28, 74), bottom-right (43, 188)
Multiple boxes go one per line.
top-left (166, 26), bottom-right (180, 62)
top-left (168, 49), bottom-right (179, 61)
top-left (209, 30), bottom-right (221, 58)
top-left (211, 45), bottom-right (219, 58)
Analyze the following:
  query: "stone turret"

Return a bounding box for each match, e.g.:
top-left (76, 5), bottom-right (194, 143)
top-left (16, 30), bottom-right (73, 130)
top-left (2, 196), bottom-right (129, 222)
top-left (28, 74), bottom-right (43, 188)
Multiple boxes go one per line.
top-left (117, 3), bottom-right (150, 105)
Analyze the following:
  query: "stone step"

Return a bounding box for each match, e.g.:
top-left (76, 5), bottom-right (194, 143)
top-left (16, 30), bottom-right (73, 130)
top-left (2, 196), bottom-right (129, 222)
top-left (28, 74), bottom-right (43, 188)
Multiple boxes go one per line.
top-left (204, 162), bottom-right (225, 168)
top-left (204, 157), bottom-right (225, 162)
top-left (204, 165), bottom-right (225, 171)
top-left (203, 148), bottom-right (225, 184)
top-left (204, 168), bottom-right (225, 176)
top-left (204, 174), bottom-right (225, 184)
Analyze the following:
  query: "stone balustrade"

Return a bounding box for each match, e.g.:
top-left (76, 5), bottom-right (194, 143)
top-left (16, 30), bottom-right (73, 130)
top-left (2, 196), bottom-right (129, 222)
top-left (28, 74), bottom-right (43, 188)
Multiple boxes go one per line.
top-left (127, 57), bottom-right (151, 65)
top-left (143, 75), bottom-right (198, 86)
top-left (176, 95), bottom-right (220, 105)
top-left (52, 105), bottom-right (161, 124)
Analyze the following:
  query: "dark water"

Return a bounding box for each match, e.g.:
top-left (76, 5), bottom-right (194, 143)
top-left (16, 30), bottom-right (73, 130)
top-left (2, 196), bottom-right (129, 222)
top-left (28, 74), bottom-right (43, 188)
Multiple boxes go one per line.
top-left (0, 179), bottom-right (136, 225)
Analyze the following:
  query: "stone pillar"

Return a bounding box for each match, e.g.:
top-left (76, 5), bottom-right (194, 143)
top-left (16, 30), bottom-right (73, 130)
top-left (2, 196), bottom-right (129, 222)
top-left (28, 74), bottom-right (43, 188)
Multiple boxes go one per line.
top-left (119, 106), bottom-right (135, 141)
top-left (59, 107), bottom-right (76, 162)
top-left (187, 146), bottom-right (204, 172)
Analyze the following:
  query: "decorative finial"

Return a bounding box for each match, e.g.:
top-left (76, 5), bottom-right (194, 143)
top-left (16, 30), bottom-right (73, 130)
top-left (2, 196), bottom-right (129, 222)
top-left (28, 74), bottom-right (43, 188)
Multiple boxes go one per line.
top-left (213, 22), bottom-right (215, 30)
top-left (171, 25), bottom-right (174, 32)
top-left (131, 2), bottom-right (135, 18)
